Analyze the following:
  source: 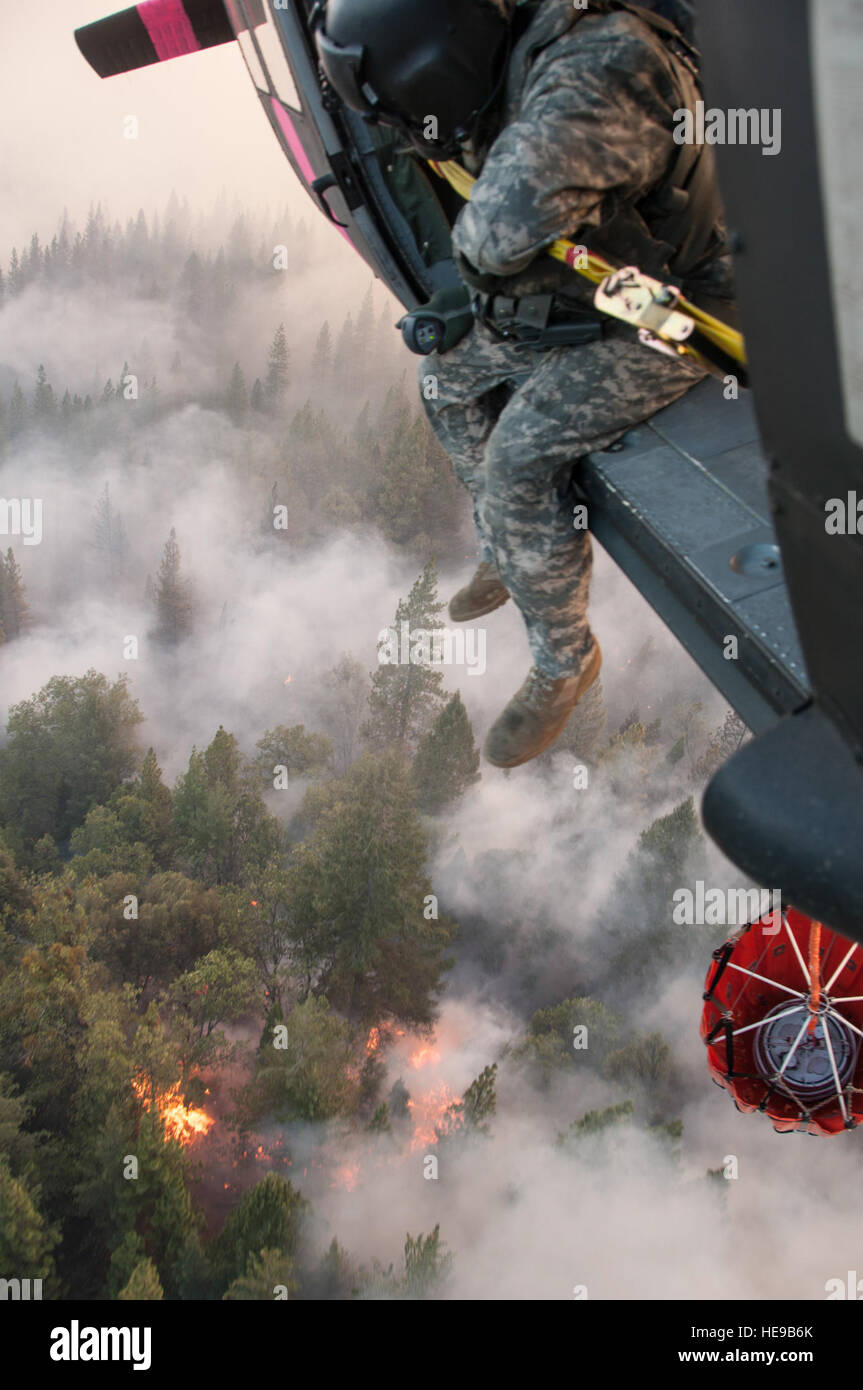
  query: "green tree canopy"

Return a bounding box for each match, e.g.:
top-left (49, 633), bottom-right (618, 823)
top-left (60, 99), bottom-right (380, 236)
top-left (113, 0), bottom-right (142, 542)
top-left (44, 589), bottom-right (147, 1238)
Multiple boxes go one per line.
top-left (244, 994), bottom-right (358, 1124)
top-left (287, 751), bottom-right (453, 1025)
top-left (363, 561), bottom-right (447, 751)
top-left (151, 527), bottom-right (195, 647)
top-left (215, 1174), bottom-right (307, 1291)
top-left (0, 670), bottom-right (143, 859)
top-left (411, 691), bottom-right (480, 814)
top-left (173, 728), bottom-right (283, 885)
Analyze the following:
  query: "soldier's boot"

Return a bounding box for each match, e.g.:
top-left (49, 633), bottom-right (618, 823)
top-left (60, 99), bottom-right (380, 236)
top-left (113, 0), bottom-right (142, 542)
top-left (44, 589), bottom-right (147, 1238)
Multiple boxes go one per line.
top-left (448, 561), bottom-right (510, 622)
top-left (483, 637), bottom-right (602, 768)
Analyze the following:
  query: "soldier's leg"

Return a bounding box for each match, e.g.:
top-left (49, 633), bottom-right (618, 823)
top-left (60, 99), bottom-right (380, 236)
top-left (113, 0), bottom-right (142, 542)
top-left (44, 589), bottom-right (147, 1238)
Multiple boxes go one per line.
top-left (485, 331), bottom-right (706, 676)
top-left (419, 322), bottom-right (537, 563)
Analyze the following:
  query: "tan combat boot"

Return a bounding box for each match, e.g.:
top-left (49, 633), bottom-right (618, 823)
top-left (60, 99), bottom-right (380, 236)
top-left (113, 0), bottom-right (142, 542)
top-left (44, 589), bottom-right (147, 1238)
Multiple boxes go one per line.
top-left (483, 638), bottom-right (602, 768)
top-left (448, 561), bottom-right (510, 622)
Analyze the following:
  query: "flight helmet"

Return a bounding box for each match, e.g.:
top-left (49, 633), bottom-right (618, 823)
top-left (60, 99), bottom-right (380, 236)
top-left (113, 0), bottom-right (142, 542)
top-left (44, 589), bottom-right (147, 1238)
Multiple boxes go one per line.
top-left (312, 0), bottom-right (513, 158)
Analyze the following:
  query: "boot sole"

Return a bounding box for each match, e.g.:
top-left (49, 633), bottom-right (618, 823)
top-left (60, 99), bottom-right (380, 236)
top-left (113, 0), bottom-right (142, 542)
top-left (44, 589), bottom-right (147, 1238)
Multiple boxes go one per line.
top-left (483, 641), bottom-right (603, 769)
top-left (448, 590), bottom-right (510, 623)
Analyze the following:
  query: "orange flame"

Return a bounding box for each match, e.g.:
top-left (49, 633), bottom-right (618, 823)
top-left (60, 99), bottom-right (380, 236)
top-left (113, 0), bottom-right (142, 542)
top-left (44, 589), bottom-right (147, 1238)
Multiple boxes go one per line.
top-left (408, 1082), bottom-right (462, 1150)
top-left (408, 1041), bottom-right (440, 1070)
top-left (132, 1078), bottom-right (214, 1145)
top-left (331, 1163), bottom-right (360, 1191)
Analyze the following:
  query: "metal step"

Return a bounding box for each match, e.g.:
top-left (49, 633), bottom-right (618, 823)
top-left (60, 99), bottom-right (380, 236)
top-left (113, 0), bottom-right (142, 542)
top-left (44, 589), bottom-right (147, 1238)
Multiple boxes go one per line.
top-left (579, 376), bottom-right (809, 733)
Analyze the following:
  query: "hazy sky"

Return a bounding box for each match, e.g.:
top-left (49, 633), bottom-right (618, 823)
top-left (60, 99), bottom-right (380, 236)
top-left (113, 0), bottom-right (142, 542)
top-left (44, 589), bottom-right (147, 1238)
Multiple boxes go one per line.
top-left (1, 0), bottom-right (344, 255)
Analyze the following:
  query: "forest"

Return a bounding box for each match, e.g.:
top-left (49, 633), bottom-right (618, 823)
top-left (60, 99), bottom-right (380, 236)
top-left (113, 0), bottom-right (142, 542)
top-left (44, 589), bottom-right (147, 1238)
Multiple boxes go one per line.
top-left (0, 196), bottom-right (754, 1300)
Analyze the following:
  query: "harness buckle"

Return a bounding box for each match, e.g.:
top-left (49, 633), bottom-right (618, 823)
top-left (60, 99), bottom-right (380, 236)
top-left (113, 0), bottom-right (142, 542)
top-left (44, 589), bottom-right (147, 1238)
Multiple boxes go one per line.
top-left (594, 266), bottom-right (695, 348)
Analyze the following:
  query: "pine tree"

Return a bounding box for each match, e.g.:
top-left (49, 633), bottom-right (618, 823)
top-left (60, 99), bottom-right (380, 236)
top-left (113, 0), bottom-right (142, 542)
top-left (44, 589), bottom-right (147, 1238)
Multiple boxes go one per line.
top-left (33, 365), bottom-right (55, 421)
top-left (411, 692), bottom-right (480, 813)
top-left (226, 362), bottom-right (248, 421)
top-left (265, 323), bottom-right (290, 405)
top-left (117, 1257), bottom-right (164, 1300)
top-left (319, 654), bottom-right (369, 774)
top-left (637, 796), bottom-right (701, 890)
top-left (28, 233), bottom-right (43, 281)
top-left (377, 372), bottom-right (410, 434)
top-left (363, 561), bottom-right (448, 751)
top-left (311, 321), bottom-right (332, 379)
top-left (375, 301), bottom-right (395, 359)
top-left (8, 249), bottom-right (21, 297)
top-left (129, 747), bottom-right (175, 865)
top-left (692, 708), bottom-right (749, 783)
top-left (288, 751), bottom-right (452, 1025)
top-left (250, 378), bottom-right (265, 412)
top-left (441, 1063), bottom-right (497, 1140)
top-left (333, 312), bottom-right (357, 389)
top-left (211, 246), bottom-right (233, 322)
top-left (0, 1157), bottom-right (57, 1276)
top-left (1, 550), bottom-right (30, 639)
top-left (130, 208), bottom-right (149, 259)
top-left (403, 1225), bottom-right (452, 1297)
top-left (152, 527), bottom-right (195, 647)
top-left (92, 483), bottom-right (127, 582)
top-left (354, 285), bottom-right (375, 392)
top-left (8, 384), bottom-right (25, 437)
top-left (223, 1249), bottom-right (297, 1300)
top-left (373, 410), bottom-right (435, 547)
top-left (214, 1174), bottom-right (307, 1288)
top-left (179, 250), bottom-right (205, 319)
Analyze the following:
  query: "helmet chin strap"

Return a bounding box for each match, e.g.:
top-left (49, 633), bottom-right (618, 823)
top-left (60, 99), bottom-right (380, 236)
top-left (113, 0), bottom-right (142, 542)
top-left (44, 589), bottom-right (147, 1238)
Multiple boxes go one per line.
top-left (446, 18), bottom-right (513, 157)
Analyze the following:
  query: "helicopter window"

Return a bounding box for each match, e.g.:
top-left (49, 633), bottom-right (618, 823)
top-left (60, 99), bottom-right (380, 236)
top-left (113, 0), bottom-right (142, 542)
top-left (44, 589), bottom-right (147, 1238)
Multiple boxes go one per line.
top-left (234, 28), bottom-right (269, 93)
top-left (256, 19), bottom-right (302, 111)
top-left (224, 2), bottom-right (301, 112)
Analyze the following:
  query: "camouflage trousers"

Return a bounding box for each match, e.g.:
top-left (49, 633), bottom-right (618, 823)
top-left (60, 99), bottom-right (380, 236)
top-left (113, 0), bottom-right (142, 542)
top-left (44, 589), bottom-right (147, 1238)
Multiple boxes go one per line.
top-left (420, 319), bottom-right (706, 677)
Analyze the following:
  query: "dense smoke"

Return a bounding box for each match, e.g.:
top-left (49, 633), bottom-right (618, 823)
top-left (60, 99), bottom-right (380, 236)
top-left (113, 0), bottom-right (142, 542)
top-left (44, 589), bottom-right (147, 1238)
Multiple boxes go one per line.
top-left (1, 191), bottom-right (856, 1305)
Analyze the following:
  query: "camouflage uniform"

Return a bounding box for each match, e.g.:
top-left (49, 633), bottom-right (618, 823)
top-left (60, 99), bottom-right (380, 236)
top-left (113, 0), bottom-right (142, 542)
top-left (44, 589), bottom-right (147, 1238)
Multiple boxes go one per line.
top-left (420, 0), bottom-right (733, 677)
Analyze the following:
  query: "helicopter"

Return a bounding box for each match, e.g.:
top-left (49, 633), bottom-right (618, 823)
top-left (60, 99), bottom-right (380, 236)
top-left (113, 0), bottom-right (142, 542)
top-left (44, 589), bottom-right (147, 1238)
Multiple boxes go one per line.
top-left (73, 0), bottom-right (863, 956)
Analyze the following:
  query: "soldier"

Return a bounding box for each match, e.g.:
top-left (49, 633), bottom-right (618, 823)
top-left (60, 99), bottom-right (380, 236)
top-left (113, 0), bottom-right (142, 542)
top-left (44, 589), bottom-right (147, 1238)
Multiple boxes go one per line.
top-left (315, 0), bottom-right (735, 766)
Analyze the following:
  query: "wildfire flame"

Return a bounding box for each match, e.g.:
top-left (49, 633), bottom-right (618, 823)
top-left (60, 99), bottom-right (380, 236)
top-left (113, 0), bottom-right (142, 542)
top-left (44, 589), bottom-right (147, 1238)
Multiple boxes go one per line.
top-left (331, 1163), bottom-right (360, 1191)
top-left (408, 1082), bottom-right (462, 1150)
top-left (132, 1078), bottom-right (214, 1146)
top-left (408, 1041), bottom-right (440, 1070)
top-left (363, 1021), bottom-right (407, 1056)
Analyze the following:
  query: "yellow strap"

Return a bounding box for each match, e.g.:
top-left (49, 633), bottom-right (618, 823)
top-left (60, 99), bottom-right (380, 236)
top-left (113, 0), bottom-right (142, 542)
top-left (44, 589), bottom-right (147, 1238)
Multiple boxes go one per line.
top-left (430, 159), bottom-right (747, 368)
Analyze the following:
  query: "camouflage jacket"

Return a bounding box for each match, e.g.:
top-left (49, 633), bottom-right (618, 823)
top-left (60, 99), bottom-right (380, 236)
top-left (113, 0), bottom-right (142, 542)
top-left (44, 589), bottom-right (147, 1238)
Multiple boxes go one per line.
top-left (452, 0), bottom-right (735, 309)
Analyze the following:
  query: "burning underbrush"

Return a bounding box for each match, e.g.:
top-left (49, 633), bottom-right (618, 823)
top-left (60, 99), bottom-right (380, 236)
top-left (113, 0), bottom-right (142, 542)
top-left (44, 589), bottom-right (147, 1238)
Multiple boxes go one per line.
top-left (131, 1076), bottom-right (215, 1145)
top-left (156, 1000), bottom-right (508, 1233)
